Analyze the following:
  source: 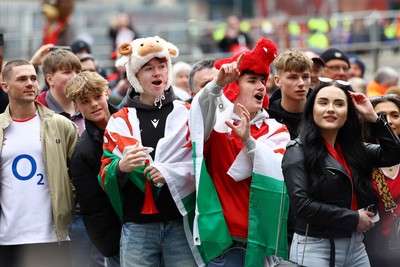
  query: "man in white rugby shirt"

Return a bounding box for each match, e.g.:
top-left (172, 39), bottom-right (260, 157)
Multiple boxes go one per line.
top-left (0, 59), bottom-right (78, 267)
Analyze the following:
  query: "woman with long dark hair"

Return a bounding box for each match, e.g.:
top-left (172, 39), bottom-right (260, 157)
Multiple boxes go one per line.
top-left (282, 79), bottom-right (400, 267)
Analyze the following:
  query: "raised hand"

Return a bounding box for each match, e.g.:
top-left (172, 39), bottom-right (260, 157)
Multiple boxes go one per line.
top-left (30, 44), bottom-right (54, 68)
top-left (225, 103), bottom-right (251, 142)
top-left (349, 91), bottom-right (378, 122)
top-left (215, 53), bottom-right (244, 88)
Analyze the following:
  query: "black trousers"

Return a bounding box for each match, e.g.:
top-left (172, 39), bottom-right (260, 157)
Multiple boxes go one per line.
top-left (0, 242), bottom-right (73, 267)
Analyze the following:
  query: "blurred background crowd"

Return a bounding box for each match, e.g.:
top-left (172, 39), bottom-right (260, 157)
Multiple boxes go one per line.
top-left (2, 0), bottom-right (400, 82)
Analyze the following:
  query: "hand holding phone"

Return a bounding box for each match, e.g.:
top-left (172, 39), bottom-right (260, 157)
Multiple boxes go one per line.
top-left (365, 204), bottom-right (380, 223)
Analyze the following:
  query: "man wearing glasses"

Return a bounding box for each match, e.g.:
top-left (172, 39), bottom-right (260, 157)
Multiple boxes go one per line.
top-left (319, 47), bottom-right (351, 81)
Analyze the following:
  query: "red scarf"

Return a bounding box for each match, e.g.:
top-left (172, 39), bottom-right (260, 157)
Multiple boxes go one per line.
top-left (324, 139), bottom-right (358, 210)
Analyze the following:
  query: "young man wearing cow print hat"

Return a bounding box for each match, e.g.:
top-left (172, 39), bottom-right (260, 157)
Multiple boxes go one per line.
top-left (98, 36), bottom-right (200, 267)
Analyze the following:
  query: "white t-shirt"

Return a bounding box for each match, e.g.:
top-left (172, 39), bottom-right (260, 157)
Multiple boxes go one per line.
top-left (0, 113), bottom-right (59, 245)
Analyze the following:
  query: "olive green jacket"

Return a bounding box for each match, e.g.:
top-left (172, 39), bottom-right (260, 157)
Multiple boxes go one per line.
top-left (0, 102), bottom-right (78, 241)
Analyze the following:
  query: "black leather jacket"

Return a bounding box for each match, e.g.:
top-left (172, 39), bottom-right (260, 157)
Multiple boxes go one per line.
top-left (282, 115), bottom-right (400, 239)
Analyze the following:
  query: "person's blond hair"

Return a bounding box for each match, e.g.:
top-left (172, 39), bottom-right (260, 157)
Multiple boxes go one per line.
top-left (66, 71), bottom-right (108, 102)
top-left (273, 49), bottom-right (313, 74)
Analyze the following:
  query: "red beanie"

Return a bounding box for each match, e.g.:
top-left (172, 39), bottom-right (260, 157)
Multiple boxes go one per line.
top-left (214, 38), bottom-right (278, 108)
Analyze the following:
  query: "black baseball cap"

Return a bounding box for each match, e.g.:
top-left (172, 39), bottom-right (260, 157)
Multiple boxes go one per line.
top-left (70, 40), bottom-right (91, 54)
top-left (320, 48), bottom-right (350, 67)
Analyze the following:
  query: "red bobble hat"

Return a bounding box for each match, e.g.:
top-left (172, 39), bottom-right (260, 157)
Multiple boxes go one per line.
top-left (214, 38), bottom-right (278, 108)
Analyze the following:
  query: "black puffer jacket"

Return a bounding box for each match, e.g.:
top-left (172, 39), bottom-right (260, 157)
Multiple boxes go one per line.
top-left (282, 115), bottom-right (400, 238)
top-left (69, 103), bottom-right (120, 257)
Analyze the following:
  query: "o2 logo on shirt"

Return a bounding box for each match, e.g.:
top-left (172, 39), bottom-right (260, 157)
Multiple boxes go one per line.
top-left (12, 154), bottom-right (45, 185)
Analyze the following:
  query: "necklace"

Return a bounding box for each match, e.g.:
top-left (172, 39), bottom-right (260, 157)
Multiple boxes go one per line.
top-left (384, 165), bottom-right (398, 174)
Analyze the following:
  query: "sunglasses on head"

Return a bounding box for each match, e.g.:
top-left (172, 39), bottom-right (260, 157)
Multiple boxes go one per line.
top-left (318, 77), bottom-right (351, 87)
top-left (369, 93), bottom-right (400, 102)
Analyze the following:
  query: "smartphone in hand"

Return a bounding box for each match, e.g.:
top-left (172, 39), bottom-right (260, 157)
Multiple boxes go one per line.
top-left (50, 46), bottom-right (71, 52)
top-left (365, 204), bottom-right (380, 223)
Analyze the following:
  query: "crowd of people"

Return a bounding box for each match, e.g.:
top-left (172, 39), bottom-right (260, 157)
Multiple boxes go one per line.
top-left (194, 12), bottom-right (400, 60)
top-left (1, 13), bottom-right (400, 267)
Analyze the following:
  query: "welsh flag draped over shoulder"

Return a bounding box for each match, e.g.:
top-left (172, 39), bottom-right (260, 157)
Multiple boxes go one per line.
top-left (246, 139), bottom-right (290, 266)
top-left (97, 101), bottom-right (205, 266)
top-left (190, 94), bottom-right (290, 267)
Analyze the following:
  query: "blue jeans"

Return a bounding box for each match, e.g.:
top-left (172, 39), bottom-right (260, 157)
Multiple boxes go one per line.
top-left (106, 254), bottom-right (120, 267)
top-left (120, 219), bottom-right (197, 267)
top-left (206, 241), bottom-right (246, 267)
top-left (290, 232), bottom-right (370, 267)
top-left (68, 214), bottom-right (106, 267)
